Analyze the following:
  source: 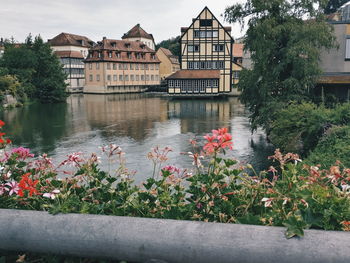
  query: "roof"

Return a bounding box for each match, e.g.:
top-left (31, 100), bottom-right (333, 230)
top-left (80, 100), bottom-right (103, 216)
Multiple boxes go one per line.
top-left (318, 74), bottom-right (350, 84)
top-left (167, 70), bottom-right (220, 79)
top-left (233, 43), bottom-right (243, 58)
top-left (92, 38), bottom-right (155, 52)
top-left (158, 47), bottom-right (180, 64)
top-left (54, 50), bottom-right (84, 58)
top-left (48, 32), bottom-right (94, 48)
top-left (181, 26), bottom-right (231, 32)
top-left (122, 24), bottom-right (154, 41)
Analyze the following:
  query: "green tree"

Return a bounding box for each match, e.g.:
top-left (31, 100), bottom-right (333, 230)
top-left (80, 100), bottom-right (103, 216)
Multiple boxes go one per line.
top-left (224, 0), bottom-right (336, 131)
top-left (156, 36), bottom-right (181, 57)
top-left (325, 0), bottom-right (348, 14)
top-left (31, 36), bottom-right (67, 103)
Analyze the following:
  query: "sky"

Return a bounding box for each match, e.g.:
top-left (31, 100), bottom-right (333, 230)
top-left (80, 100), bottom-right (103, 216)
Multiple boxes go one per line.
top-left (0, 0), bottom-right (246, 44)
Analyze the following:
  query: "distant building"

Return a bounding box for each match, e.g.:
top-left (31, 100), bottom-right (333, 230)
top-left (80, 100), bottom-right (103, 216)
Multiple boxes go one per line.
top-left (168, 7), bottom-right (234, 96)
top-left (156, 47), bottom-right (180, 80)
top-left (48, 33), bottom-right (94, 93)
top-left (84, 37), bottom-right (160, 94)
top-left (122, 24), bottom-right (156, 50)
top-left (318, 4), bottom-right (350, 101)
top-left (232, 43), bottom-right (243, 86)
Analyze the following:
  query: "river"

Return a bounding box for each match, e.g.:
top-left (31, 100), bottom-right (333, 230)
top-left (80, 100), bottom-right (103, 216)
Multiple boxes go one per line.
top-left (0, 93), bottom-right (274, 182)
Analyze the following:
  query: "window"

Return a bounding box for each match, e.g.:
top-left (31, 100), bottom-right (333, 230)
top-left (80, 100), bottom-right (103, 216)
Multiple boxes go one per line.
top-left (113, 63), bottom-right (117, 70)
top-left (107, 63), bottom-right (111, 70)
top-left (155, 64), bottom-right (159, 70)
top-left (141, 75), bottom-right (145, 81)
top-left (151, 75), bottom-right (154, 81)
top-left (188, 61), bottom-right (194, 69)
top-left (124, 64), bottom-right (128, 70)
top-left (108, 52), bottom-right (112, 58)
top-left (107, 75), bottom-right (111, 81)
top-left (181, 80), bottom-right (186, 93)
top-left (119, 63), bottom-right (123, 70)
top-left (200, 80), bottom-right (206, 92)
top-left (96, 74), bottom-right (100, 81)
top-left (131, 75), bottom-right (135, 81)
top-left (130, 63), bottom-right (134, 70)
top-left (169, 80), bottom-right (174, 88)
top-left (141, 64), bottom-right (144, 70)
top-left (233, 71), bottom-right (240, 79)
top-left (113, 75), bottom-right (117, 81)
top-left (151, 64), bottom-right (154, 70)
top-left (127, 52), bottom-right (132, 59)
top-left (146, 75), bottom-right (150, 81)
top-left (213, 79), bottom-right (218, 87)
top-left (194, 62), bottom-right (199, 69)
top-left (155, 75), bottom-right (159, 81)
top-left (194, 80), bottom-right (199, 93)
top-left (136, 53), bottom-right (141, 59)
top-left (98, 52), bottom-right (101, 58)
top-left (125, 75), bottom-right (129, 81)
top-left (96, 63), bottom-right (100, 70)
top-left (89, 63), bottom-right (92, 70)
top-left (206, 80), bottom-right (211, 87)
top-left (145, 64), bottom-right (149, 70)
top-left (188, 45), bottom-right (200, 52)
top-left (136, 75), bottom-right (140, 81)
top-left (213, 44), bottom-right (224, 52)
top-left (175, 80), bottom-right (180, 88)
top-left (116, 52), bottom-right (121, 58)
top-left (135, 64), bottom-right (139, 70)
top-left (200, 19), bottom-right (213, 27)
top-left (346, 38), bottom-right (350, 59)
top-left (89, 74), bottom-right (93, 81)
top-left (119, 75), bottom-right (123, 81)
top-left (194, 30), bottom-right (218, 38)
top-left (200, 61), bottom-right (206, 69)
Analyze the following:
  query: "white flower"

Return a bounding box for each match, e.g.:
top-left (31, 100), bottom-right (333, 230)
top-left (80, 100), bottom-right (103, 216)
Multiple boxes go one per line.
top-left (341, 184), bottom-right (350, 192)
top-left (261, 197), bottom-right (273, 207)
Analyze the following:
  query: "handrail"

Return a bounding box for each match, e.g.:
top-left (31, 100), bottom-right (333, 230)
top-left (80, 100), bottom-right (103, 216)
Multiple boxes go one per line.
top-left (0, 209), bottom-right (349, 263)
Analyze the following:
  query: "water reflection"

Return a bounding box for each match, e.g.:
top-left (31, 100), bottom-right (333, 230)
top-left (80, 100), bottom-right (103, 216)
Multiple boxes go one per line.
top-left (0, 94), bottom-right (274, 182)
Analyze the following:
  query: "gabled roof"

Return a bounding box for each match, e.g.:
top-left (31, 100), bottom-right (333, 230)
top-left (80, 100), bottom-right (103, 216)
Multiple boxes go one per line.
top-left (48, 32), bottom-right (94, 48)
top-left (91, 38), bottom-right (155, 53)
top-left (122, 24), bottom-right (154, 41)
top-left (54, 50), bottom-right (84, 59)
top-left (180, 6), bottom-right (234, 42)
top-left (167, 70), bottom-right (220, 79)
top-left (157, 47), bottom-right (180, 64)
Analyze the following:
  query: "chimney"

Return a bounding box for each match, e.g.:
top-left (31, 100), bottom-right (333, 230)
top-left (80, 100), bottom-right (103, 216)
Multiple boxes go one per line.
top-left (103, 36), bottom-right (106, 40)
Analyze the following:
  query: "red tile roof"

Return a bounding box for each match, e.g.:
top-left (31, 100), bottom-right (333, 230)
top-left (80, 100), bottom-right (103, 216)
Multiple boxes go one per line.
top-left (85, 38), bottom-right (160, 63)
top-left (158, 47), bottom-right (179, 64)
top-left (167, 70), bottom-right (220, 79)
top-left (48, 33), bottom-right (94, 48)
top-left (54, 51), bottom-right (84, 58)
top-left (122, 24), bottom-right (154, 41)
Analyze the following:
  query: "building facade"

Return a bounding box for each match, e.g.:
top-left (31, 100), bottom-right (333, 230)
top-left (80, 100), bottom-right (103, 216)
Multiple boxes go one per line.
top-left (168, 7), bottom-right (234, 96)
top-left (48, 33), bottom-right (94, 93)
top-left (84, 37), bottom-right (160, 94)
top-left (156, 47), bottom-right (180, 80)
top-left (122, 24), bottom-right (156, 50)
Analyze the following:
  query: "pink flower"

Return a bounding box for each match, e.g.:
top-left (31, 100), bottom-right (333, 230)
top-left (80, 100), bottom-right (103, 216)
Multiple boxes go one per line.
top-left (0, 184), bottom-right (9, 195)
top-left (261, 197), bottom-right (273, 207)
top-left (60, 152), bottom-right (84, 167)
top-left (5, 181), bottom-right (19, 195)
top-left (203, 128), bottom-right (233, 154)
top-left (10, 147), bottom-right (34, 160)
top-left (43, 189), bottom-right (60, 199)
top-left (162, 165), bottom-right (180, 174)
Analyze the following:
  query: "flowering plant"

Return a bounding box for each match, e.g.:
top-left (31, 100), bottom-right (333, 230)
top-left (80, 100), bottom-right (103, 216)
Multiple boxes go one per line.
top-left (1, 124), bottom-right (350, 242)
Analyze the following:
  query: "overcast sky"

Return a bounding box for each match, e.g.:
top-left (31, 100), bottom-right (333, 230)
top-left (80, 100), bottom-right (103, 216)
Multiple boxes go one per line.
top-left (0, 0), bottom-right (246, 44)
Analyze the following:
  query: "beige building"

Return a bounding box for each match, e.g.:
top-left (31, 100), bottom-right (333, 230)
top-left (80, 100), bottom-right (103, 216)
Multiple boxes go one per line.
top-left (48, 33), bottom-right (94, 93)
top-left (156, 47), bottom-right (180, 80)
top-left (122, 24), bottom-right (156, 50)
top-left (168, 7), bottom-right (234, 96)
top-left (84, 37), bottom-right (161, 94)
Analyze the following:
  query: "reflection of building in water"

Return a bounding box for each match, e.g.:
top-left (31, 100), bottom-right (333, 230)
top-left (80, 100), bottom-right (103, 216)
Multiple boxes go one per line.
top-left (168, 99), bottom-right (232, 133)
top-left (84, 94), bottom-right (168, 141)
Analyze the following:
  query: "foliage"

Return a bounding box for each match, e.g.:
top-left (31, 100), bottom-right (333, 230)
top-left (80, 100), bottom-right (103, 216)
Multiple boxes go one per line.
top-left (324, 0), bottom-right (348, 14)
top-left (0, 34), bottom-right (67, 103)
top-left (306, 125), bottom-right (350, 168)
top-left (0, 74), bottom-right (26, 103)
top-left (156, 36), bottom-right (181, 57)
top-left (224, 0), bottom-right (336, 131)
top-left (269, 102), bottom-right (350, 155)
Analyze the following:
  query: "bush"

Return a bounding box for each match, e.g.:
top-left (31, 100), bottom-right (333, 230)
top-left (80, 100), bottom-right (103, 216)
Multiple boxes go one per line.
top-left (306, 125), bottom-right (350, 169)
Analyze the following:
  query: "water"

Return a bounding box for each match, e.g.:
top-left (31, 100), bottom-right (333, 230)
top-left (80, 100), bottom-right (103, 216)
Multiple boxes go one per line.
top-left (0, 93), bottom-right (274, 182)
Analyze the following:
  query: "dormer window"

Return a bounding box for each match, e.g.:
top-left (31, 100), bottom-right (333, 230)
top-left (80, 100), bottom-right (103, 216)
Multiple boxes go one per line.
top-left (127, 52), bottom-right (132, 59)
top-left (141, 53), bottom-right (145, 59)
top-left (125, 43), bottom-right (131, 48)
top-left (136, 53), bottom-right (141, 59)
top-left (98, 52), bottom-right (101, 58)
top-left (111, 42), bottom-right (116, 48)
top-left (108, 51), bottom-right (112, 58)
top-left (151, 54), bottom-right (156, 59)
top-left (140, 44), bottom-right (146, 49)
top-left (115, 52), bottom-right (121, 58)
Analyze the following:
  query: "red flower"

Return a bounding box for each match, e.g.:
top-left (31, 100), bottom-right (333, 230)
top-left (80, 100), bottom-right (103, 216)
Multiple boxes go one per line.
top-left (0, 139), bottom-right (4, 144)
top-left (0, 120), bottom-right (5, 127)
top-left (18, 173), bottom-right (39, 197)
top-left (6, 139), bottom-right (11, 144)
top-left (0, 132), bottom-right (5, 137)
top-left (203, 128), bottom-right (233, 154)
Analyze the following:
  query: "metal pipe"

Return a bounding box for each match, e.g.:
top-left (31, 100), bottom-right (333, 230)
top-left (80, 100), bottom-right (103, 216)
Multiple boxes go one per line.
top-left (0, 209), bottom-right (349, 263)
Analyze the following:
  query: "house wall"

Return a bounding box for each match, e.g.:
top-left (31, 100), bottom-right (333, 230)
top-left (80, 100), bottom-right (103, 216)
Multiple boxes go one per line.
top-left (156, 49), bottom-right (180, 80)
top-left (180, 8), bottom-right (233, 94)
top-left (123, 37), bottom-right (155, 50)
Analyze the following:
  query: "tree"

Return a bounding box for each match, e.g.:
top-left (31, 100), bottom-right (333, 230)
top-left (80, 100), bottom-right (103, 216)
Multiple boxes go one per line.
top-left (325, 0), bottom-right (348, 14)
top-left (31, 36), bottom-right (67, 103)
top-left (156, 36), bottom-right (181, 57)
top-left (224, 0), bottom-right (336, 131)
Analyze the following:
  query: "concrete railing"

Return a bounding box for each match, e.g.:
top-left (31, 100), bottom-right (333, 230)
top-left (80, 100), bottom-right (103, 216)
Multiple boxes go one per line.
top-left (0, 209), bottom-right (349, 263)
